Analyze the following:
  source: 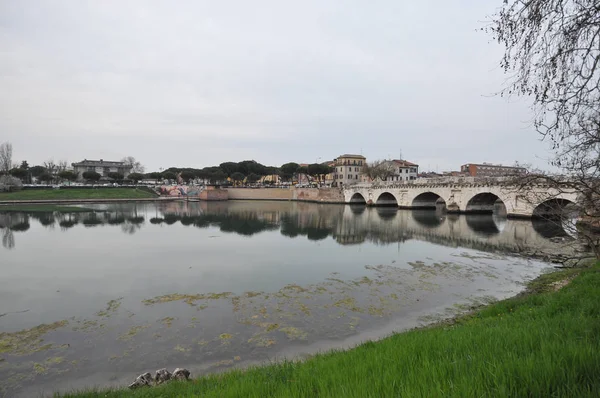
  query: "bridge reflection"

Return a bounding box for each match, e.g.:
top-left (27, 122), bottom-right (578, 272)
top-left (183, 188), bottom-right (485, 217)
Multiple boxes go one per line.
top-left (0, 201), bottom-right (573, 252)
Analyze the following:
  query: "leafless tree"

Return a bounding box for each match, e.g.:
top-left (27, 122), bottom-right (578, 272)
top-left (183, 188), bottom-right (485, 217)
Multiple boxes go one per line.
top-left (57, 160), bottom-right (68, 173)
top-left (0, 142), bottom-right (12, 173)
top-left (121, 156), bottom-right (145, 173)
top-left (490, 0), bottom-right (600, 260)
top-left (361, 160), bottom-right (396, 182)
top-left (43, 160), bottom-right (57, 175)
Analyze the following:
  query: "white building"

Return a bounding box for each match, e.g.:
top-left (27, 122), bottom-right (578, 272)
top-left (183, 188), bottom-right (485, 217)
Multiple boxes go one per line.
top-left (383, 159), bottom-right (419, 183)
top-left (71, 159), bottom-right (133, 180)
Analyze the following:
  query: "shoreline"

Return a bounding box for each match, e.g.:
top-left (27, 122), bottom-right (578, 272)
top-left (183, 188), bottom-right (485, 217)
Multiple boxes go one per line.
top-left (54, 260), bottom-right (598, 398)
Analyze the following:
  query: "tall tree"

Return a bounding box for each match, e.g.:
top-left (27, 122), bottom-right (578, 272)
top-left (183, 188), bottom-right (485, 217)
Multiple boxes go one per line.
top-left (121, 156), bottom-right (145, 173)
top-left (281, 162), bottom-right (300, 181)
top-left (0, 142), bottom-right (12, 174)
top-left (490, 0), bottom-right (600, 260)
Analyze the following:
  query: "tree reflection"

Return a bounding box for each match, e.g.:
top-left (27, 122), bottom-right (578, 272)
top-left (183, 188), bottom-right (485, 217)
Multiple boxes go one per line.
top-left (0, 200), bottom-right (575, 253)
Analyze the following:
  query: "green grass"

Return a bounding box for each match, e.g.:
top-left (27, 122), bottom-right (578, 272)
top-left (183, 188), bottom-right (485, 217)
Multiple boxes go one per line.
top-left (0, 188), bottom-right (156, 201)
top-left (59, 263), bottom-right (600, 397)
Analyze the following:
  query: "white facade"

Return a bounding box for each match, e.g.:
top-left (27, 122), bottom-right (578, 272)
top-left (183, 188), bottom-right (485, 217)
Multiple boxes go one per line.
top-left (384, 160), bottom-right (419, 183)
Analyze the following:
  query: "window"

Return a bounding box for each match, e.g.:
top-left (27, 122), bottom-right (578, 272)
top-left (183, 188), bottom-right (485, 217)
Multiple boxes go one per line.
top-left (355, 175), bottom-right (358, 179)
top-left (359, 161), bottom-right (363, 165)
top-left (348, 175), bottom-right (352, 179)
top-left (405, 169), bottom-right (408, 173)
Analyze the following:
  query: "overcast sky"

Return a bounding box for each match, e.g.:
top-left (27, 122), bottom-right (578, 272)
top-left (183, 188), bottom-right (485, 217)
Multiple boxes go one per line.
top-left (0, 0), bottom-right (553, 172)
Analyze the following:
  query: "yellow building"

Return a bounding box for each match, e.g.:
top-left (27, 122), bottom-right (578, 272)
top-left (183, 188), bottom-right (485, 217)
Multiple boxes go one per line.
top-left (332, 154), bottom-right (366, 187)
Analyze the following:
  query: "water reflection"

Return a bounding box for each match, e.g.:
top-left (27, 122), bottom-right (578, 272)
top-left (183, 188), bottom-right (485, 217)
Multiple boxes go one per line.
top-left (0, 201), bottom-right (574, 252)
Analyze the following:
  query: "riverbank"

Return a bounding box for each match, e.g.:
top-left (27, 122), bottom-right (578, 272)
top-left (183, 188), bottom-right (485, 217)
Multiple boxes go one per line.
top-left (60, 262), bottom-right (600, 397)
top-left (0, 188), bottom-right (159, 204)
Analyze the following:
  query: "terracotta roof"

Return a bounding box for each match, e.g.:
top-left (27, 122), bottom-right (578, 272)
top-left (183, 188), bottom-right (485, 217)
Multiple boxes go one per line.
top-left (392, 159), bottom-right (418, 167)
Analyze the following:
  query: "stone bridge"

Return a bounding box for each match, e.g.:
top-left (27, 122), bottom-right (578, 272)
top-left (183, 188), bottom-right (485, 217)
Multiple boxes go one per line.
top-left (343, 183), bottom-right (579, 218)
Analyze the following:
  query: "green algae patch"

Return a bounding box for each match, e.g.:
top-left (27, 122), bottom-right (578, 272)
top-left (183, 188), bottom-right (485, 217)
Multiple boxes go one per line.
top-left (143, 292), bottom-right (233, 306)
top-left (45, 356), bottom-right (65, 365)
top-left (159, 317), bottom-right (175, 327)
top-left (118, 325), bottom-right (149, 341)
top-left (174, 344), bottom-right (190, 353)
top-left (96, 298), bottom-right (122, 317)
top-left (219, 333), bottom-right (233, 340)
top-left (33, 363), bottom-right (47, 374)
top-left (247, 335), bottom-right (277, 347)
top-left (280, 326), bottom-right (308, 341)
top-left (0, 320), bottom-right (68, 355)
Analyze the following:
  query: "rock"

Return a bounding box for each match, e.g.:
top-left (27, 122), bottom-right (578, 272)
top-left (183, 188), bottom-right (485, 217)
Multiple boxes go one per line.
top-left (128, 372), bottom-right (153, 389)
top-left (154, 368), bottom-right (172, 385)
top-left (172, 368), bottom-right (191, 381)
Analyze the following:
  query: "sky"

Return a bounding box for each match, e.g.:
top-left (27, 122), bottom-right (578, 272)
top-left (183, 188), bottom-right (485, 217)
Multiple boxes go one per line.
top-left (0, 0), bottom-right (555, 172)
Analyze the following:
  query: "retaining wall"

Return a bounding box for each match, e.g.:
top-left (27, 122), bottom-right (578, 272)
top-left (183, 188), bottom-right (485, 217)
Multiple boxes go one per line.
top-left (226, 188), bottom-right (344, 203)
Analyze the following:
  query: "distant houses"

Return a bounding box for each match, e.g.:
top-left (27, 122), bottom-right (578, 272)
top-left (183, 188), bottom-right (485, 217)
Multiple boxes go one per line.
top-left (71, 159), bottom-right (133, 180)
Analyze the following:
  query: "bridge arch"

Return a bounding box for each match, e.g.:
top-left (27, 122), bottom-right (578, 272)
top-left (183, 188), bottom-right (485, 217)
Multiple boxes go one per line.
top-left (465, 192), bottom-right (507, 214)
top-left (532, 198), bottom-right (577, 218)
top-left (349, 192), bottom-right (367, 204)
top-left (411, 192), bottom-right (446, 210)
top-left (375, 192), bottom-right (398, 207)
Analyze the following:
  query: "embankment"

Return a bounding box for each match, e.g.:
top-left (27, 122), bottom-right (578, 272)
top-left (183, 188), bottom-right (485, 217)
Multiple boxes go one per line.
top-left (226, 187), bottom-right (345, 203)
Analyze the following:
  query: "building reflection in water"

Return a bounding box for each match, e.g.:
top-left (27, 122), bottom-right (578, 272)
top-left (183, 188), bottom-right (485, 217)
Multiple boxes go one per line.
top-left (0, 201), bottom-right (574, 252)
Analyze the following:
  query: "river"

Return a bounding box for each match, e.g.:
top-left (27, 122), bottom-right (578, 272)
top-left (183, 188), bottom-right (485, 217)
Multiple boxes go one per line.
top-left (0, 200), bottom-right (569, 397)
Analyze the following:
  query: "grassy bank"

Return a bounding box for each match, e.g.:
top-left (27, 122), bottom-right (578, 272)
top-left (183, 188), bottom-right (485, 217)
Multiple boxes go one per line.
top-left (60, 263), bottom-right (600, 397)
top-left (0, 188), bottom-right (156, 201)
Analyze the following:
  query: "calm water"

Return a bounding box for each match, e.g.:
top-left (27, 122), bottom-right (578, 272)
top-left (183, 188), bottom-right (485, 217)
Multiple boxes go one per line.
top-left (0, 201), bottom-right (566, 397)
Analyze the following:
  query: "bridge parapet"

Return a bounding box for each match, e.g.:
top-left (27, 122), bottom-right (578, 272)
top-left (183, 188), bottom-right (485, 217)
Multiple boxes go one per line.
top-left (343, 183), bottom-right (579, 218)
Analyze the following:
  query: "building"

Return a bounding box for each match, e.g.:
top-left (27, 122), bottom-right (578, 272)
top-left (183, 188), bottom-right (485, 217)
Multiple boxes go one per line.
top-left (71, 159), bottom-right (133, 180)
top-left (460, 163), bottom-right (526, 177)
top-left (333, 154), bottom-right (366, 187)
top-left (382, 159), bottom-right (419, 183)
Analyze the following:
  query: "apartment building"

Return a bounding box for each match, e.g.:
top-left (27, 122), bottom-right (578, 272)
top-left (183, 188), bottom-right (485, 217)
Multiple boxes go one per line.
top-left (333, 154), bottom-right (366, 187)
top-left (460, 163), bottom-right (526, 177)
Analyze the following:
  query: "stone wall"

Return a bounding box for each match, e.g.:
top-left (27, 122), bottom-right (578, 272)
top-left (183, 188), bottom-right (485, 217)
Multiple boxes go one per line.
top-left (225, 187), bottom-right (344, 203)
top-left (293, 188), bottom-right (345, 203)
top-left (199, 187), bottom-right (228, 201)
top-left (226, 188), bottom-right (293, 201)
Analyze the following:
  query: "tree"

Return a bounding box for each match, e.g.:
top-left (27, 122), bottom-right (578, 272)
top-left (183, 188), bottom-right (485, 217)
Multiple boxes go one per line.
top-left (58, 170), bottom-right (78, 182)
top-left (490, 0), bottom-right (600, 260)
top-left (180, 170), bottom-right (196, 183)
top-left (121, 156), bottom-right (145, 173)
top-left (162, 171), bottom-right (177, 182)
top-left (362, 160), bottom-right (396, 182)
top-left (9, 168), bottom-right (28, 181)
top-left (230, 172), bottom-right (245, 185)
top-left (247, 173), bottom-right (261, 184)
top-left (43, 160), bottom-right (57, 176)
top-left (29, 166), bottom-right (47, 178)
top-left (146, 172), bottom-right (163, 180)
top-left (0, 142), bottom-right (12, 174)
top-left (219, 162), bottom-right (239, 176)
top-left (209, 170), bottom-right (227, 185)
top-left (107, 172), bottom-right (124, 182)
top-left (128, 173), bottom-right (144, 183)
top-left (37, 173), bottom-right (54, 184)
top-left (281, 162), bottom-right (300, 182)
top-left (19, 161), bottom-right (29, 170)
top-left (82, 171), bottom-right (101, 183)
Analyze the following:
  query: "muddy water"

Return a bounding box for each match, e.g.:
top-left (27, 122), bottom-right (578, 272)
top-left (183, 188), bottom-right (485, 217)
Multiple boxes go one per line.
top-left (0, 201), bottom-right (566, 397)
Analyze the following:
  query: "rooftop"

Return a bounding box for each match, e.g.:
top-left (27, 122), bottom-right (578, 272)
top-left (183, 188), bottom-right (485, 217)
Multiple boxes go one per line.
top-left (72, 159), bottom-right (131, 167)
top-left (337, 154), bottom-right (366, 159)
top-left (391, 159), bottom-right (418, 167)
